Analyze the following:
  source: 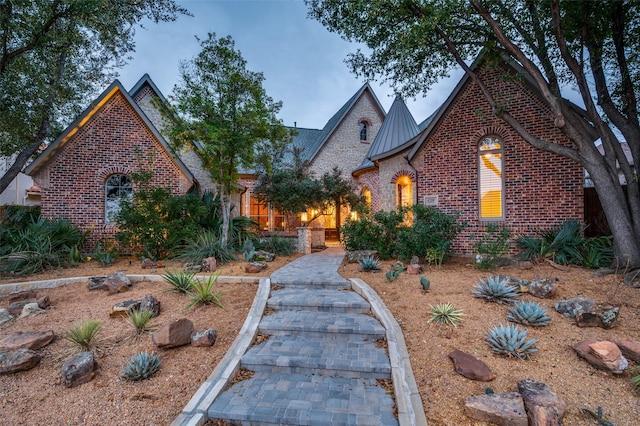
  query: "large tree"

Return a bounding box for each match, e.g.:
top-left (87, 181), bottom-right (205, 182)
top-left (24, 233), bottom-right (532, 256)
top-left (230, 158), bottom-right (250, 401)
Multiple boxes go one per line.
top-left (0, 0), bottom-right (189, 195)
top-left (308, 0), bottom-right (640, 270)
top-left (166, 33), bottom-right (292, 246)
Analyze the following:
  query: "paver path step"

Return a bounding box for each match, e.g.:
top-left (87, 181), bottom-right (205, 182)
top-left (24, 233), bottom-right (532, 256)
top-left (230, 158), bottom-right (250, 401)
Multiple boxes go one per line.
top-left (259, 311), bottom-right (386, 338)
top-left (268, 288), bottom-right (370, 313)
top-left (241, 334), bottom-right (391, 379)
top-left (207, 372), bottom-right (399, 426)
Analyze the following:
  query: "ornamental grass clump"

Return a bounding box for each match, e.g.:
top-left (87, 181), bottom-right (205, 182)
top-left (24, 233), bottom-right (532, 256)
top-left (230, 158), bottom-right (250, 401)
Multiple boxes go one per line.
top-left (127, 308), bottom-right (157, 337)
top-left (427, 303), bottom-right (464, 327)
top-left (472, 275), bottom-right (519, 304)
top-left (161, 268), bottom-right (196, 294)
top-left (187, 273), bottom-right (224, 309)
top-left (121, 352), bottom-right (161, 381)
top-left (506, 300), bottom-right (552, 327)
top-left (64, 320), bottom-right (102, 352)
top-left (486, 323), bottom-right (538, 359)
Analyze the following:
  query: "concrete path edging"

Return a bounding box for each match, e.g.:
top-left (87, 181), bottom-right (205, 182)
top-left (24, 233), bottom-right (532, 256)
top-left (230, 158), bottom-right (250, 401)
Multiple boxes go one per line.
top-left (350, 278), bottom-right (428, 426)
top-left (171, 277), bottom-right (271, 426)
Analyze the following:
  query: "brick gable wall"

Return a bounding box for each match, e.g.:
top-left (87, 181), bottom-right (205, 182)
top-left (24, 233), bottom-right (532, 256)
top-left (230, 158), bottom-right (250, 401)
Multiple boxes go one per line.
top-left (411, 64), bottom-right (583, 254)
top-left (32, 91), bottom-right (192, 249)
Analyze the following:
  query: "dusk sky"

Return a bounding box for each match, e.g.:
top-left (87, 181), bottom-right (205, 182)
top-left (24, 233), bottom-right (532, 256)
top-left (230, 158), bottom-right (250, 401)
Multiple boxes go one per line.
top-left (116, 0), bottom-right (463, 129)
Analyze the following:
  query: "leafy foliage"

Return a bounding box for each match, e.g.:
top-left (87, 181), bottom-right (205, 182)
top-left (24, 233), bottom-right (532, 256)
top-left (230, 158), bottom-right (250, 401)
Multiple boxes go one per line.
top-left (472, 224), bottom-right (512, 270)
top-left (428, 303), bottom-right (464, 327)
top-left (242, 239), bottom-right (256, 261)
top-left (255, 234), bottom-right (296, 256)
top-left (631, 365), bottom-right (640, 394)
top-left (187, 274), bottom-right (225, 309)
top-left (486, 324), bottom-right (538, 359)
top-left (506, 301), bottom-right (552, 327)
top-left (64, 320), bottom-right (102, 352)
top-left (178, 231), bottom-right (238, 265)
top-left (472, 276), bottom-right (519, 304)
top-left (121, 352), bottom-right (162, 381)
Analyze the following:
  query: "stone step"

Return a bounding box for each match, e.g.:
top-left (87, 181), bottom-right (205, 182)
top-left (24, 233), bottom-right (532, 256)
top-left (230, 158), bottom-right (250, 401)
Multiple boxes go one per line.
top-left (259, 311), bottom-right (386, 339)
top-left (273, 279), bottom-right (350, 290)
top-left (267, 288), bottom-right (370, 313)
top-left (241, 335), bottom-right (391, 379)
top-left (207, 372), bottom-right (398, 426)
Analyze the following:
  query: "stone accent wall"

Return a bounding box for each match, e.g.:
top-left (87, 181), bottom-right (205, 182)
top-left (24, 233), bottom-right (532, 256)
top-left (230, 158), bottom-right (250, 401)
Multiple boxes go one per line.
top-left (377, 152), bottom-right (417, 212)
top-left (410, 63), bottom-right (583, 254)
top-left (309, 90), bottom-right (385, 184)
top-left (32, 91), bottom-right (192, 249)
top-left (355, 169), bottom-right (381, 212)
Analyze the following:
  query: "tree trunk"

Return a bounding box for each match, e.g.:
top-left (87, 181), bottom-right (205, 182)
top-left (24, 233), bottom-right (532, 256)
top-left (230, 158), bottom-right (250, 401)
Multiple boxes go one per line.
top-left (0, 137), bottom-right (46, 195)
top-left (220, 190), bottom-right (231, 247)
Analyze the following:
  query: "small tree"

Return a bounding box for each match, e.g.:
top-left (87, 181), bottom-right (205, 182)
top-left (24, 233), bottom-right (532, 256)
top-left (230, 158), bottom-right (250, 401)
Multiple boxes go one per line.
top-left (165, 33), bottom-right (292, 246)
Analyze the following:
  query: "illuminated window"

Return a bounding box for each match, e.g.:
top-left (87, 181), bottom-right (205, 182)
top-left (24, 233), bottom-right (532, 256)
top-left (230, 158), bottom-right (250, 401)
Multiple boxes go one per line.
top-left (105, 174), bottom-right (132, 224)
top-left (479, 136), bottom-right (504, 220)
top-left (359, 122), bottom-right (367, 141)
top-left (362, 187), bottom-right (371, 206)
top-left (395, 175), bottom-right (412, 208)
top-left (250, 196), bottom-right (269, 230)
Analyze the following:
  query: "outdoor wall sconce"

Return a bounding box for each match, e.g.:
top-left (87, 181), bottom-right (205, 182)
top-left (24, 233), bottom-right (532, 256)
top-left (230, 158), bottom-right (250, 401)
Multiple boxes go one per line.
top-left (301, 208), bottom-right (308, 226)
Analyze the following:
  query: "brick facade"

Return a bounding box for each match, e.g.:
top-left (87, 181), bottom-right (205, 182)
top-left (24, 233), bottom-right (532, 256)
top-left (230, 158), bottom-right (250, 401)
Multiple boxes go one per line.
top-left (408, 64), bottom-right (583, 254)
top-left (31, 90), bottom-right (192, 249)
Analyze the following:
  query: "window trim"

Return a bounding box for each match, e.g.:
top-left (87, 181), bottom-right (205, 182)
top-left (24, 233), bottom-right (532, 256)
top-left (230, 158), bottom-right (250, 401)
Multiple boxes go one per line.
top-left (478, 135), bottom-right (505, 221)
top-left (105, 173), bottom-right (133, 224)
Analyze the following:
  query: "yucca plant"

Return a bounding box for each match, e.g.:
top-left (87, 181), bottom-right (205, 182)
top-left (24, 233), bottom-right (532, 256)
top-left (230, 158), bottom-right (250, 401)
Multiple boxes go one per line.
top-left (178, 230), bottom-right (237, 265)
top-left (472, 275), bottom-right (520, 304)
top-left (121, 352), bottom-right (161, 381)
top-left (486, 323), bottom-right (538, 359)
top-left (507, 300), bottom-right (552, 327)
top-left (187, 273), bottom-right (224, 309)
top-left (428, 303), bottom-right (464, 327)
top-left (65, 320), bottom-right (102, 352)
top-left (127, 308), bottom-right (157, 336)
top-left (632, 365), bottom-right (640, 394)
top-left (358, 255), bottom-right (381, 272)
top-left (161, 268), bottom-right (196, 294)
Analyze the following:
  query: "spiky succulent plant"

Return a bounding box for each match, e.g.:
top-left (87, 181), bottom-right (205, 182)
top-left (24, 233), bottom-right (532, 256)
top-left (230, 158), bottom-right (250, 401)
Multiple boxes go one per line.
top-left (486, 323), bottom-right (538, 359)
top-left (358, 255), bottom-right (381, 272)
top-left (121, 352), bottom-right (161, 381)
top-left (507, 300), bottom-right (552, 327)
top-left (472, 275), bottom-right (519, 304)
top-left (428, 303), bottom-right (464, 327)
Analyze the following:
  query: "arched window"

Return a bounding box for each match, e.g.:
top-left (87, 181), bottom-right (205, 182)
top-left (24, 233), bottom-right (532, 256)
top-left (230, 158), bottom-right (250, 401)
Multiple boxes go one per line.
top-left (479, 136), bottom-right (504, 220)
top-left (359, 122), bottom-right (367, 141)
top-left (362, 187), bottom-right (372, 206)
top-left (395, 175), bottom-right (413, 208)
top-left (105, 174), bottom-right (132, 224)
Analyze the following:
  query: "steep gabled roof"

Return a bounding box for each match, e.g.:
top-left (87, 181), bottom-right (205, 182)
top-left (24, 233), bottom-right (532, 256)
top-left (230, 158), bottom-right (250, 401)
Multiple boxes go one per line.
top-left (366, 95), bottom-right (420, 162)
top-left (25, 79), bottom-right (194, 182)
top-left (129, 73), bottom-right (169, 104)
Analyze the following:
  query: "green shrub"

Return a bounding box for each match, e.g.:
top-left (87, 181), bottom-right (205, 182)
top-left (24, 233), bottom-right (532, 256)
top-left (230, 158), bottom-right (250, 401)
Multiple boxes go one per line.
top-left (255, 233), bottom-right (296, 256)
top-left (472, 224), bottom-right (512, 270)
top-left (187, 274), bottom-right (225, 309)
top-left (340, 215), bottom-right (384, 254)
top-left (178, 231), bottom-right (238, 265)
top-left (582, 236), bottom-right (614, 269)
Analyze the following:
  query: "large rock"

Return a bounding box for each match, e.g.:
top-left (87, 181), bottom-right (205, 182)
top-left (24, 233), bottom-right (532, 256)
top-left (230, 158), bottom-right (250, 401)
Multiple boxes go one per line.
top-left (7, 297), bottom-right (49, 316)
top-left (61, 351), bottom-right (97, 387)
top-left (346, 250), bottom-right (378, 263)
top-left (201, 256), bottom-right (217, 272)
top-left (152, 318), bottom-right (194, 349)
top-left (0, 330), bottom-right (55, 351)
top-left (554, 297), bottom-right (595, 318)
top-left (191, 328), bottom-right (217, 347)
top-left (464, 392), bottom-right (528, 426)
top-left (576, 306), bottom-right (619, 329)
top-left (574, 339), bottom-right (628, 374)
top-left (88, 276), bottom-right (108, 291)
top-left (0, 309), bottom-right (14, 325)
top-left (448, 350), bottom-right (495, 381)
top-left (141, 258), bottom-right (163, 269)
top-left (6, 291), bottom-right (38, 302)
top-left (140, 294), bottom-right (160, 317)
top-left (245, 262), bottom-right (267, 273)
top-left (109, 300), bottom-right (141, 318)
top-left (610, 338), bottom-right (640, 363)
top-left (527, 278), bottom-right (556, 298)
top-left (19, 302), bottom-right (45, 318)
top-left (104, 271), bottom-right (132, 294)
top-left (406, 264), bottom-right (423, 275)
top-left (0, 349), bottom-right (41, 374)
top-left (254, 250), bottom-right (275, 262)
top-left (517, 379), bottom-right (566, 425)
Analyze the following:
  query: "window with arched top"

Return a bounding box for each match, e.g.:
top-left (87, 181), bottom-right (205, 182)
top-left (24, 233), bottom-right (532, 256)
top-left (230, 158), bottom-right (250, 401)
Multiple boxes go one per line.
top-left (395, 175), bottom-right (413, 208)
top-left (479, 136), bottom-right (504, 220)
top-left (359, 122), bottom-right (367, 141)
top-left (105, 174), bottom-right (133, 224)
top-left (362, 187), bottom-right (372, 206)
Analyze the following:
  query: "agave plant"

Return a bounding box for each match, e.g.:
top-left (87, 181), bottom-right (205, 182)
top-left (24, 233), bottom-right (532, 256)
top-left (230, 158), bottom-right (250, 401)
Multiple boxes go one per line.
top-left (507, 300), bottom-right (552, 327)
top-left (472, 275), bottom-right (519, 304)
top-left (486, 323), bottom-right (538, 359)
top-left (428, 303), bottom-right (464, 327)
top-left (121, 352), bottom-right (161, 381)
top-left (358, 255), bottom-right (381, 272)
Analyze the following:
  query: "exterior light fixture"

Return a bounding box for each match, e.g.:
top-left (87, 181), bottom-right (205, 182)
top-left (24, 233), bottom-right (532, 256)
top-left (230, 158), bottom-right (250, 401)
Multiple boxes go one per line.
top-left (301, 208), bottom-right (308, 226)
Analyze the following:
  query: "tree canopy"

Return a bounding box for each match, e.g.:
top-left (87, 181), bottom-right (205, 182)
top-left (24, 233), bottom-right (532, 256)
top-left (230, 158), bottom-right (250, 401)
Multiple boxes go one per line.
top-left (0, 0), bottom-right (190, 194)
top-left (308, 0), bottom-right (640, 270)
top-left (165, 33), bottom-right (293, 245)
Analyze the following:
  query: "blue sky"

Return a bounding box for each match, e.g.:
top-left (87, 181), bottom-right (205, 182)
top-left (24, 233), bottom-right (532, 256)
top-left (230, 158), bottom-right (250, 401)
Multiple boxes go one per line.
top-left (117, 0), bottom-right (462, 129)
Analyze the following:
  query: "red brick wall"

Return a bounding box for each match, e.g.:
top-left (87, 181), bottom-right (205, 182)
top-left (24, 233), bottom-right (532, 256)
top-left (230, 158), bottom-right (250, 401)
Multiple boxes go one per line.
top-left (412, 64), bottom-right (583, 254)
top-left (32, 91), bottom-right (192, 250)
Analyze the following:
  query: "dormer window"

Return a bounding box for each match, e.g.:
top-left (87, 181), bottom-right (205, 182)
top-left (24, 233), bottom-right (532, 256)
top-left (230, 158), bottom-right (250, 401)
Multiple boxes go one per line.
top-left (359, 122), bottom-right (367, 141)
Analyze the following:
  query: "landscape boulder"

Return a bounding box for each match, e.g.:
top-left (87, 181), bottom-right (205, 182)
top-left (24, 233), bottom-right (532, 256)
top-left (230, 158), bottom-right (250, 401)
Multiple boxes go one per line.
top-left (6, 291), bottom-right (38, 302)
top-left (0, 309), bottom-right (13, 325)
top-left (406, 264), bottom-right (423, 275)
top-left (527, 278), bottom-right (556, 298)
top-left (448, 350), bottom-right (495, 382)
top-left (245, 262), bottom-right (267, 273)
top-left (191, 328), bottom-right (217, 347)
top-left (8, 296), bottom-right (49, 316)
top-left (610, 338), bottom-right (640, 363)
top-left (254, 250), bottom-right (275, 262)
top-left (346, 250), bottom-right (378, 263)
top-left (88, 276), bottom-right (108, 291)
top-left (0, 349), bottom-right (41, 374)
top-left (464, 392), bottom-right (528, 426)
top-left (575, 306), bottom-right (619, 329)
top-left (554, 297), bottom-right (595, 318)
top-left (152, 318), bottom-right (194, 349)
top-left (105, 271), bottom-right (132, 294)
top-left (201, 257), bottom-right (217, 272)
top-left (517, 379), bottom-right (566, 425)
top-left (109, 300), bottom-right (141, 318)
top-left (141, 258), bottom-right (163, 269)
top-left (0, 330), bottom-right (55, 351)
top-left (61, 351), bottom-right (97, 387)
top-left (140, 294), bottom-right (160, 317)
top-left (574, 339), bottom-right (628, 374)
top-left (19, 303), bottom-right (45, 318)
